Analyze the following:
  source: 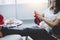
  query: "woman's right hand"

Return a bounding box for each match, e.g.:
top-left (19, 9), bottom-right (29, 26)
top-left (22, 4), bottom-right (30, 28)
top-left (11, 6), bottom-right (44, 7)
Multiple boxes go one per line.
top-left (37, 13), bottom-right (44, 20)
top-left (0, 32), bottom-right (3, 38)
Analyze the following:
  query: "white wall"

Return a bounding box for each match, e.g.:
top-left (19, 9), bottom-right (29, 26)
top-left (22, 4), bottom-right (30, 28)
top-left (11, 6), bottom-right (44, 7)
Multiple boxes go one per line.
top-left (17, 3), bottom-right (48, 20)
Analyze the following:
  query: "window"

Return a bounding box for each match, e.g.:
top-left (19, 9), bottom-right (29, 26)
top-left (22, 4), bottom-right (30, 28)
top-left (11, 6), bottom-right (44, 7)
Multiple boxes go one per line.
top-left (0, 0), bottom-right (48, 5)
top-left (17, 0), bottom-right (48, 4)
top-left (0, 0), bottom-right (15, 5)
top-left (0, 0), bottom-right (48, 19)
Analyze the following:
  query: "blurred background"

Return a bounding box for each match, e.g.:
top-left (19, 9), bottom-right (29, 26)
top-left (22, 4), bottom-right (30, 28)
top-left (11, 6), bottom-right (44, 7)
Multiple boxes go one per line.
top-left (0, 0), bottom-right (48, 20)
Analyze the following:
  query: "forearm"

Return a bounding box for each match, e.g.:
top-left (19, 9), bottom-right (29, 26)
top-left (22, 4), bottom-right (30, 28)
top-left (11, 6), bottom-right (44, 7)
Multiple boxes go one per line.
top-left (42, 17), bottom-right (60, 27)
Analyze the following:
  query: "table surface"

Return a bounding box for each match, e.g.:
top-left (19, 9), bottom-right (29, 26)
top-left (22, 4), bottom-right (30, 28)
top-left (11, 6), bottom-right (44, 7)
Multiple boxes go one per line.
top-left (10, 22), bottom-right (40, 30)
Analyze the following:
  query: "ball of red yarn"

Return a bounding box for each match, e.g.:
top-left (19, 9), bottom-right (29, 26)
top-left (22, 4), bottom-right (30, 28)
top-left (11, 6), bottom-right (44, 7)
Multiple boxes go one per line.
top-left (0, 14), bottom-right (4, 25)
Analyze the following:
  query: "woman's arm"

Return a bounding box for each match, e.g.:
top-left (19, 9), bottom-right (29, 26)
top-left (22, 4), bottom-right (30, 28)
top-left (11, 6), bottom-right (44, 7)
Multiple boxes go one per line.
top-left (43, 18), bottom-right (60, 27)
top-left (37, 13), bottom-right (60, 27)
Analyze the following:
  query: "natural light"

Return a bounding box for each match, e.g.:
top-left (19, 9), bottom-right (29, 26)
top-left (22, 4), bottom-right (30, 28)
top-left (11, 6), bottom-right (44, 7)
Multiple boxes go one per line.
top-left (18, 0), bottom-right (48, 4)
top-left (18, 0), bottom-right (48, 10)
top-left (0, 0), bottom-right (48, 5)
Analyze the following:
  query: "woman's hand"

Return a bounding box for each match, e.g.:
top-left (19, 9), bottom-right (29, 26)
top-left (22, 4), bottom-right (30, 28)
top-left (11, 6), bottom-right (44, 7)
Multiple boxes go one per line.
top-left (37, 13), bottom-right (44, 20)
top-left (0, 32), bottom-right (3, 38)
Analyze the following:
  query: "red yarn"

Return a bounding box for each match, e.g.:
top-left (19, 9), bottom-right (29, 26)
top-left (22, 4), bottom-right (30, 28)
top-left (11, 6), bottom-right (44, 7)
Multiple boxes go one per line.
top-left (0, 14), bottom-right (4, 25)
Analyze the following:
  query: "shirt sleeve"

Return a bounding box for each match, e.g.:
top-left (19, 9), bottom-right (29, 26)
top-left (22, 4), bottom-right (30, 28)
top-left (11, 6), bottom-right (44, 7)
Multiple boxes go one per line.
top-left (56, 12), bottom-right (60, 19)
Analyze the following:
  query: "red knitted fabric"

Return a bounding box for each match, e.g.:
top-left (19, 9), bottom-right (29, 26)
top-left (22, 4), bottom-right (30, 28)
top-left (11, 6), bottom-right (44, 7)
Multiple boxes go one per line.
top-left (34, 11), bottom-right (40, 25)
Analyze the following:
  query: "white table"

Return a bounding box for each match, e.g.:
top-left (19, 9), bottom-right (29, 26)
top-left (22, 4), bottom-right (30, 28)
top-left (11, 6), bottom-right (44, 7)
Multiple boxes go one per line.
top-left (4, 18), bottom-right (23, 28)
